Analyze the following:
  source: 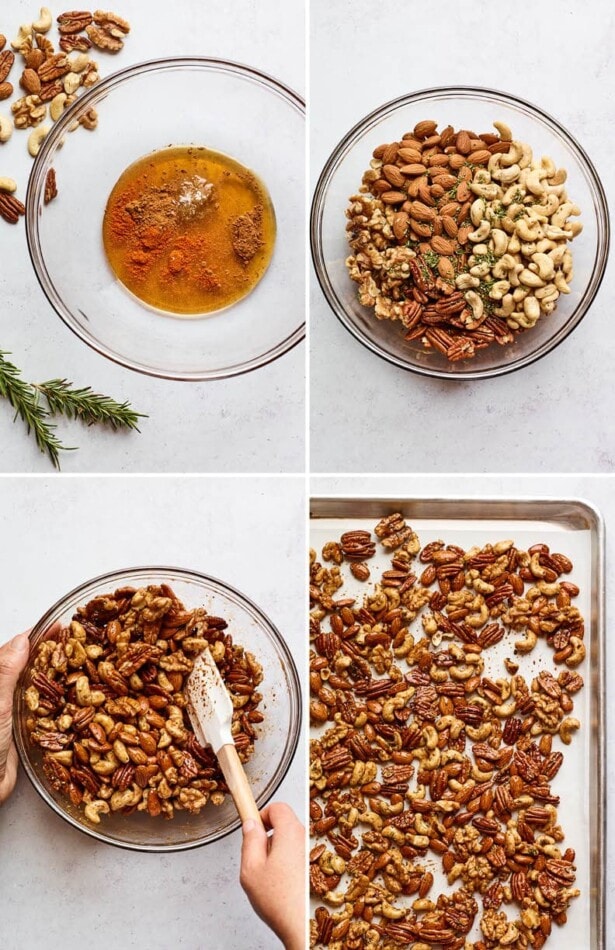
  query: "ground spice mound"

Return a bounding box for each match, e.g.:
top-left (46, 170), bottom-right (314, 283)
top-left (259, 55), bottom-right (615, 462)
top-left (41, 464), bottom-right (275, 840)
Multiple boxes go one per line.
top-left (103, 145), bottom-right (276, 316)
top-left (231, 204), bottom-right (264, 263)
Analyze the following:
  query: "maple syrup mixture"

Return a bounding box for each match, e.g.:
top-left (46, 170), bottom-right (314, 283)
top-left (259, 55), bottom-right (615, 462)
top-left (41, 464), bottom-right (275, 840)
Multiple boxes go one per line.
top-left (102, 146), bottom-right (276, 315)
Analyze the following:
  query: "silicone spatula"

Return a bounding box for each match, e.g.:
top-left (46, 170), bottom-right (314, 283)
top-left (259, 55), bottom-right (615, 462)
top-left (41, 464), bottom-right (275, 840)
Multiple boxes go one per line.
top-left (185, 646), bottom-right (264, 827)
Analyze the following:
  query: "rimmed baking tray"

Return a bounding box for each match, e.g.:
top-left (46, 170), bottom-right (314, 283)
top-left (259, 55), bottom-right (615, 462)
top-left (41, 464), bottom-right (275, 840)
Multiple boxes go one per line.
top-left (310, 496), bottom-right (604, 949)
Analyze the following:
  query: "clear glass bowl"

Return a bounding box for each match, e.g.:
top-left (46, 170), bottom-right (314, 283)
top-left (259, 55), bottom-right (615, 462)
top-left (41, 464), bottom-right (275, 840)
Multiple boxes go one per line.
top-left (26, 58), bottom-right (305, 380)
top-left (13, 567), bottom-right (301, 852)
top-left (311, 86), bottom-right (610, 380)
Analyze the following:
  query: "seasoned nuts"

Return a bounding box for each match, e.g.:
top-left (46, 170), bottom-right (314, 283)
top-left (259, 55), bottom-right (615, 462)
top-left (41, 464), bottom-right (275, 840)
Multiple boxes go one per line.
top-left (310, 522), bottom-right (585, 949)
top-left (346, 120), bottom-right (581, 362)
top-left (25, 584), bottom-right (264, 822)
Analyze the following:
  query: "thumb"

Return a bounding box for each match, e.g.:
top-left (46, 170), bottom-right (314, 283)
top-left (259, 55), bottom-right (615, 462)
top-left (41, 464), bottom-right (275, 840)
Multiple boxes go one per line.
top-left (240, 817), bottom-right (269, 883)
top-left (0, 633), bottom-right (30, 779)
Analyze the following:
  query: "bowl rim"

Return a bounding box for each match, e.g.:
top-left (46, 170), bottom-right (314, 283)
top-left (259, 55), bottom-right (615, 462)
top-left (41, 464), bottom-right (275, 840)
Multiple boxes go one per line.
top-left (26, 56), bottom-right (306, 382)
top-left (311, 83), bottom-right (611, 381)
top-left (13, 565), bottom-right (302, 852)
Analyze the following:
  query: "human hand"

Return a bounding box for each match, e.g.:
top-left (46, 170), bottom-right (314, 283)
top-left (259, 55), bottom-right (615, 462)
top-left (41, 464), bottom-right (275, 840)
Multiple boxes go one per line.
top-left (0, 632), bottom-right (30, 806)
top-left (240, 802), bottom-right (306, 949)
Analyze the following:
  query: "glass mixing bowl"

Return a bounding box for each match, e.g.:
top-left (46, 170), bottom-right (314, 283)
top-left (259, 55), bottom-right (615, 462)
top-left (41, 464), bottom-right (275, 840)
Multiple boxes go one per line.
top-left (26, 58), bottom-right (305, 380)
top-left (13, 567), bottom-right (301, 852)
top-left (311, 85), bottom-right (609, 380)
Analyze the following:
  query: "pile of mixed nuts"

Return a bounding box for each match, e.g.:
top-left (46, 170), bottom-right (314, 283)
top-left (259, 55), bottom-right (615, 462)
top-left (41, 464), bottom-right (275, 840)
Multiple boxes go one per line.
top-left (310, 514), bottom-right (585, 949)
top-left (0, 7), bottom-right (131, 224)
top-left (25, 584), bottom-right (264, 822)
top-left (346, 121), bottom-right (582, 362)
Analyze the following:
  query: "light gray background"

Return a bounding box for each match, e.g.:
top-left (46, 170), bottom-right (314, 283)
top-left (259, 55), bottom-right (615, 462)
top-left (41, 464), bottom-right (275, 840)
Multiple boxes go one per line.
top-left (0, 475), bottom-right (306, 950)
top-left (310, 473), bottom-right (613, 947)
top-left (310, 0), bottom-right (615, 473)
top-left (0, 0), bottom-right (305, 473)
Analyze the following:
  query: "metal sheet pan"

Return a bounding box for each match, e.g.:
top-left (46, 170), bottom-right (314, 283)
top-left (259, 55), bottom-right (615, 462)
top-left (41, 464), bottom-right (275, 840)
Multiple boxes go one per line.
top-left (310, 496), bottom-right (604, 949)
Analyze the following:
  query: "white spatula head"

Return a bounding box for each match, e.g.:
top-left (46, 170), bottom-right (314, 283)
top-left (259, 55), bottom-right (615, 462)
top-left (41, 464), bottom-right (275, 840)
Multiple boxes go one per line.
top-left (185, 646), bottom-right (234, 755)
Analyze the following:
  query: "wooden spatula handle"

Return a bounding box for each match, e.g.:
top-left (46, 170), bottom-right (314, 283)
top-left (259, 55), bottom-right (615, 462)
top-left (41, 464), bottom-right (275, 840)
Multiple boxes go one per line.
top-left (217, 743), bottom-right (264, 828)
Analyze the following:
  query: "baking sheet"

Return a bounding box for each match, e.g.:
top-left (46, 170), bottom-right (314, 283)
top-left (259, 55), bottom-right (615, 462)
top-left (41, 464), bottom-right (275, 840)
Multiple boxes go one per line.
top-left (310, 497), bottom-right (604, 949)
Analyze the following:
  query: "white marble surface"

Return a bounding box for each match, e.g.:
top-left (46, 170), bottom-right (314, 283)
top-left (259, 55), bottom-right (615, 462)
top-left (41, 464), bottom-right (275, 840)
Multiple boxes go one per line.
top-left (0, 0), bottom-right (305, 473)
top-left (0, 475), bottom-right (306, 950)
top-left (310, 0), bottom-right (615, 473)
top-left (310, 473), bottom-right (612, 946)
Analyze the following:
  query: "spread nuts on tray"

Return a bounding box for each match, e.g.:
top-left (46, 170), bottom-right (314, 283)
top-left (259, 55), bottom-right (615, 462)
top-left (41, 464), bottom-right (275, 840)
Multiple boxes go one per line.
top-left (345, 121), bottom-right (582, 362)
top-left (24, 584), bottom-right (264, 822)
top-left (310, 516), bottom-right (585, 949)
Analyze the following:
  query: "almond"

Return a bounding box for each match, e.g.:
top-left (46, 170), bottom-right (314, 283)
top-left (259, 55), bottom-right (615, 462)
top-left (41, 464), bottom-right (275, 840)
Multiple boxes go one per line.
top-left (399, 163), bottom-right (427, 176)
top-left (410, 219), bottom-right (432, 239)
top-left (410, 200), bottom-right (436, 222)
top-left (437, 174), bottom-right (458, 191)
top-left (392, 211), bottom-right (409, 242)
top-left (414, 119), bottom-right (437, 139)
top-left (438, 257), bottom-right (456, 280)
top-left (398, 146), bottom-right (423, 164)
top-left (24, 49), bottom-right (45, 70)
top-left (382, 143), bottom-right (399, 165)
top-left (428, 153), bottom-right (449, 167)
top-left (448, 153), bottom-right (466, 170)
top-left (456, 130), bottom-right (472, 155)
top-left (382, 164), bottom-right (406, 188)
top-left (417, 180), bottom-right (435, 205)
top-left (381, 190), bottom-right (406, 205)
top-left (439, 201), bottom-right (460, 217)
top-left (0, 81), bottom-right (12, 100)
top-left (372, 143), bottom-right (387, 159)
top-left (456, 181), bottom-right (471, 202)
top-left (432, 216), bottom-right (443, 236)
top-left (401, 135), bottom-right (423, 149)
top-left (441, 215), bottom-right (458, 238)
top-left (468, 149), bottom-right (491, 165)
top-left (20, 68), bottom-right (42, 94)
top-left (489, 140), bottom-right (512, 155)
top-left (458, 225), bottom-right (473, 244)
top-left (431, 235), bottom-right (457, 255)
top-left (439, 125), bottom-right (455, 148)
top-left (430, 183), bottom-right (446, 199)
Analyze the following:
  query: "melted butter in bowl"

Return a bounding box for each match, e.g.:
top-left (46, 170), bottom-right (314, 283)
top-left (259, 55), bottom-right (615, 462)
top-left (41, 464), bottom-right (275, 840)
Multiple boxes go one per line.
top-left (102, 145), bottom-right (276, 316)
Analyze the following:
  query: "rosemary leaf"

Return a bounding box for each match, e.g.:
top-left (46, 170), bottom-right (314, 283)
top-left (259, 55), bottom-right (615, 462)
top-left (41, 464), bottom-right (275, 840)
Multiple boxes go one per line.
top-left (0, 351), bottom-right (72, 469)
top-left (35, 379), bottom-right (147, 432)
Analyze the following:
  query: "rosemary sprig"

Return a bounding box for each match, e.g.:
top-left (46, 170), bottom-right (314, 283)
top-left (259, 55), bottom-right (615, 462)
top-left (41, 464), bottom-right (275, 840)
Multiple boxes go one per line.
top-left (0, 351), bottom-right (146, 469)
top-left (35, 379), bottom-right (146, 432)
top-left (0, 351), bottom-right (71, 468)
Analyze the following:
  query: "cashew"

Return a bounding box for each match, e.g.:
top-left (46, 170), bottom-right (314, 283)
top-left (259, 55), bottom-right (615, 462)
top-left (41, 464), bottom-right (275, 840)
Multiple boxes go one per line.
top-left (532, 252), bottom-right (555, 281)
top-left (525, 169), bottom-right (545, 196)
top-left (84, 800), bottom-right (111, 824)
top-left (493, 697), bottom-right (517, 718)
top-left (455, 273), bottom-right (480, 290)
top-left (514, 629), bottom-right (537, 654)
top-left (0, 114), bottom-right (13, 143)
top-left (559, 717), bottom-right (580, 745)
top-left (63, 72), bottom-right (81, 96)
top-left (32, 7), bottom-right (52, 33)
top-left (489, 279), bottom-right (510, 300)
top-left (11, 24), bottom-right (32, 52)
top-left (27, 123), bottom-right (50, 157)
top-left (523, 295), bottom-right (540, 323)
top-left (468, 219), bottom-right (491, 243)
top-left (465, 290), bottom-right (484, 322)
top-left (565, 636), bottom-right (586, 668)
top-left (493, 120), bottom-right (512, 141)
top-left (469, 181), bottom-right (500, 199)
top-left (470, 198), bottom-right (485, 226)
top-left (497, 163), bottom-right (521, 183)
top-left (50, 93), bottom-right (68, 122)
top-left (69, 53), bottom-right (91, 73)
top-left (519, 268), bottom-right (545, 289)
top-left (0, 176), bottom-right (17, 193)
top-left (491, 228), bottom-right (508, 256)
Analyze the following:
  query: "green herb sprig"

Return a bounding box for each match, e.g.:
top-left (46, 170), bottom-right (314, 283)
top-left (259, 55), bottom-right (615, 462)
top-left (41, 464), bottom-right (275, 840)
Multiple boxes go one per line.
top-left (0, 351), bottom-right (146, 469)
